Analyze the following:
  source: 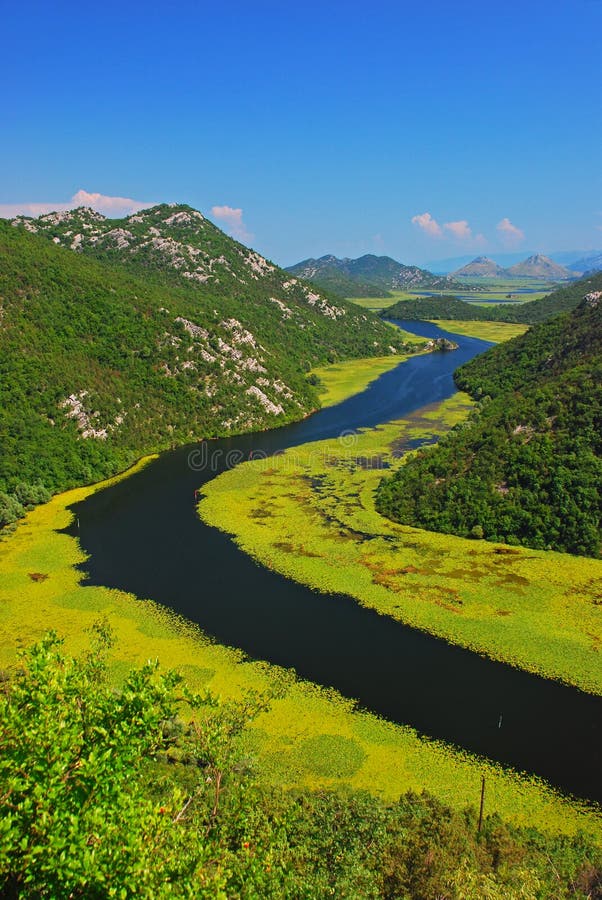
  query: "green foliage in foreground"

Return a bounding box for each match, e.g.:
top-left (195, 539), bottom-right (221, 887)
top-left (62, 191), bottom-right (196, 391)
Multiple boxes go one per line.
top-left (377, 298), bottom-right (602, 557)
top-left (384, 272), bottom-right (602, 325)
top-left (2, 634), bottom-right (600, 899)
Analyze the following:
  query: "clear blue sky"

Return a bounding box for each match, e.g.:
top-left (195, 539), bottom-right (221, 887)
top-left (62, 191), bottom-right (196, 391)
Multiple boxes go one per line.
top-left (2, 0), bottom-right (601, 265)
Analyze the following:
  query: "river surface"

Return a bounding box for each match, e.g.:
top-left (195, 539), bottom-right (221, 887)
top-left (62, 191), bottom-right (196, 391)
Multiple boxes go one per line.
top-left (69, 321), bottom-right (601, 803)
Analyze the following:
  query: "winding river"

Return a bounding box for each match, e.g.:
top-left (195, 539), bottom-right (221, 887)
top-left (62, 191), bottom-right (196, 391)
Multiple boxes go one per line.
top-left (69, 322), bottom-right (601, 803)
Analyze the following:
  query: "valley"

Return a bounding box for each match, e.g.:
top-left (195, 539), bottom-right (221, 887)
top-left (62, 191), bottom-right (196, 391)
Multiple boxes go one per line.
top-left (1, 216), bottom-right (600, 829)
top-left (3, 4), bottom-right (601, 892)
top-left (1, 322), bottom-right (600, 840)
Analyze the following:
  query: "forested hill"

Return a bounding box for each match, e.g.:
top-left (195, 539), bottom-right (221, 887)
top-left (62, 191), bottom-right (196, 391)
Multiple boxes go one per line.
top-left (12, 204), bottom-right (394, 315)
top-left (384, 272), bottom-right (602, 325)
top-left (376, 293), bottom-right (602, 556)
top-left (0, 217), bottom-right (407, 524)
top-left (285, 253), bottom-right (465, 298)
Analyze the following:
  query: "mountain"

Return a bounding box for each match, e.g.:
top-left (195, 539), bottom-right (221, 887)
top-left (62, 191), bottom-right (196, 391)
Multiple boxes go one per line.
top-left (426, 250), bottom-right (595, 274)
top-left (383, 272), bottom-right (602, 325)
top-left (568, 251), bottom-right (602, 275)
top-left (506, 254), bottom-right (572, 279)
top-left (285, 254), bottom-right (465, 298)
top-left (0, 208), bottom-right (407, 522)
top-left (377, 292), bottom-right (602, 556)
top-left (451, 254), bottom-right (574, 281)
top-left (452, 256), bottom-right (507, 277)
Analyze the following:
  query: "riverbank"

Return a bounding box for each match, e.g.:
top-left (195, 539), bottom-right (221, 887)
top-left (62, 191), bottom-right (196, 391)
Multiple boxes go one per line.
top-left (312, 355), bottom-right (409, 408)
top-left (198, 393), bottom-right (602, 696)
top-left (311, 329), bottom-right (425, 408)
top-left (0, 471), bottom-right (599, 838)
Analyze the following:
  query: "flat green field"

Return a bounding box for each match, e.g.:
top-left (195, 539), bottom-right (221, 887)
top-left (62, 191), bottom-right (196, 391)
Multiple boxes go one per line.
top-left (458, 277), bottom-right (555, 292)
top-left (430, 321), bottom-right (529, 342)
top-left (0, 461), bottom-right (599, 837)
top-left (350, 287), bottom-right (551, 311)
top-left (349, 291), bottom-right (415, 311)
top-left (463, 291), bottom-right (550, 303)
top-left (199, 394), bottom-right (602, 696)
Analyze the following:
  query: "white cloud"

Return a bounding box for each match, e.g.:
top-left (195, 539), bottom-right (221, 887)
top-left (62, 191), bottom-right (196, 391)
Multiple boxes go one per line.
top-left (0, 189), bottom-right (154, 219)
top-left (211, 205), bottom-right (253, 243)
top-left (443, 219), bottom-right (472, 240)
top-left (411, 212), bottom-right (442, 237)
top-left (412, 213), bottom-right (487, 246)
top-left (497, 217), bottom-right (525, 245)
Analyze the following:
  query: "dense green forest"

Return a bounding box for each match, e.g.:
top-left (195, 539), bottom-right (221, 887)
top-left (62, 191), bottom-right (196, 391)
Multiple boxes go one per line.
top-left (1, 632), bottom-right (599, 898)
top-left (377, 295), bottom-right (602, 556)
top-left (384, 272), bottom-right (602, 324)
top-left (0, 213), bottom-right (408, 525)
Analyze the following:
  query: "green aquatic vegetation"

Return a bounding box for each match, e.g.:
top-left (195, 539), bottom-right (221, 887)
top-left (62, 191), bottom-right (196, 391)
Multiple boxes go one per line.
top-left (2, 636), bottom-right (599, 897)
top-left (198, 394), bottom-right (602, 695)
top-left (0, 461), bottom-right (600, 837)
top-left (311, 347), bottom-right (421, 408)
top-left (427, 320), bottom-right (529, 342)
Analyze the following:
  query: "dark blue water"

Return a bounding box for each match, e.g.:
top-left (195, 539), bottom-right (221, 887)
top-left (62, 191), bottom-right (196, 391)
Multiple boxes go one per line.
top-left (68, 322), bottom-right (601, 803)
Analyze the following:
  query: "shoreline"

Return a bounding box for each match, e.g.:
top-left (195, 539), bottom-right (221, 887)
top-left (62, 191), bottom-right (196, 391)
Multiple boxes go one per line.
top-left (1, 336), bottom-right (599, 837)
top-left (0, 479), bottom-right (599, 837)
top-left (198, 392), bottom-right (602, 697)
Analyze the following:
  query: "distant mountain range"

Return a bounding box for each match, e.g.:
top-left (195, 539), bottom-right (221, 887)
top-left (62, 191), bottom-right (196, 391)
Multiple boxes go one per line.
top-left (426, 249), bottom-right (602, 274)
top-left (285, 254), bottom-right (467, 298)
top-left (452, 256), bottom-right (508, 277)
top-left (452, 254), bottom-right (575, 280)
top-left (568, 251), bottom-right (602, 275)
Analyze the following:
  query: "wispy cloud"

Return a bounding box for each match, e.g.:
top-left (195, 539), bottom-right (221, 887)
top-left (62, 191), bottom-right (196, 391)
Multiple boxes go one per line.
top-left (0, 189), bottom-right (154, 219)
top-left (412, 213), bottom-right (486, 247)
top-left (497, 217), bottom-right (525, 246)
top-left (443, 219), bottom-right (472, 240)
top-left (411, 212), bottom-right (442, 237)
top-left (211, 205), bottom-right (253, 243)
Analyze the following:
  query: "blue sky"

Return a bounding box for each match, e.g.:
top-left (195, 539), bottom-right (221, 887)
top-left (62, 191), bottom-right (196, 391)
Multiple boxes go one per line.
top-left (2, 0), bottom-right (600, 266)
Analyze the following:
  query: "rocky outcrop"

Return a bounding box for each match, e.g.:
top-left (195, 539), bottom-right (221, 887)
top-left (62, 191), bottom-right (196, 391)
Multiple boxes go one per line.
top-left (426, 338), bottom-right (459, 352)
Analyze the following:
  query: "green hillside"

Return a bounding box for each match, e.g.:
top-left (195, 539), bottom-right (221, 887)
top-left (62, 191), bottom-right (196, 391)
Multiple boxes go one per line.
top-left (384, 272), bottom-right (602, 324)
top-left (0, 215), bottom-right (407, 524)
top-left (385, 294), bottom-right (496, 321)
top-left (377, 295), bottom-right (602, 556)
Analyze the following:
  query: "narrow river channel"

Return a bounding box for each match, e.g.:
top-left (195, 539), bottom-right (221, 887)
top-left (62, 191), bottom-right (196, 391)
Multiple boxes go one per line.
top-left (69, 322), bottom-right (601, 804)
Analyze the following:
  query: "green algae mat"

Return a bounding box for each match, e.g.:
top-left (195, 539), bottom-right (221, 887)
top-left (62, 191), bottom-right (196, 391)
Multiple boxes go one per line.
top-left (0, 460), bottom-right (599, 838)
top-left (198, 393), bottom-right (602, 697)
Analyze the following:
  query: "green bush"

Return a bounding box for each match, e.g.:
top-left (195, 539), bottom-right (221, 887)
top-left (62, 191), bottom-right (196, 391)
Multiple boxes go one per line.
top-left (1, 633), bottom-right (600, 898)
top-left (0, 492), bottom-right (25, 527)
